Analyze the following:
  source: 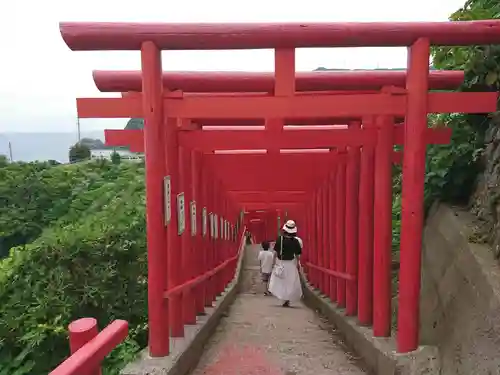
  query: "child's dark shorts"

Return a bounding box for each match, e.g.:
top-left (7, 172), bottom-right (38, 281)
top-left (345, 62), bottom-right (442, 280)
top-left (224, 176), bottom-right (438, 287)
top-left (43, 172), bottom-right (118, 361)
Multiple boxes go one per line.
top-left (261, 272), bottom-right (271, 282)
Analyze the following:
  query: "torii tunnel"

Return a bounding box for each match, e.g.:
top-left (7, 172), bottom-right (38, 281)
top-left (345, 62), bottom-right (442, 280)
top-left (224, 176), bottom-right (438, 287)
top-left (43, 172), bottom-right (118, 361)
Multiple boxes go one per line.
top-left (59, 20), bottom-right (500, 362)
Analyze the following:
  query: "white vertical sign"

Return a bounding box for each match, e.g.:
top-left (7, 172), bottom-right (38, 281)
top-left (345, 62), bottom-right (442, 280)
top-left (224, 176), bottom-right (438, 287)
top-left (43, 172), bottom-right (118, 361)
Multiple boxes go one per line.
top-left (190, 201), bottom-right (197, 236)
top-left (202, 208), bottom-right (207, 237)
top-left (163, 176), bottom-right (171, 225)
top-left (177, 193), bottom-right (185, 235)
top-left (220, 217), bottom-right (224, 240)
top-left (209, 213), bottom-right (214, 238)
top-left (214, 214), bottom-right (218, 239)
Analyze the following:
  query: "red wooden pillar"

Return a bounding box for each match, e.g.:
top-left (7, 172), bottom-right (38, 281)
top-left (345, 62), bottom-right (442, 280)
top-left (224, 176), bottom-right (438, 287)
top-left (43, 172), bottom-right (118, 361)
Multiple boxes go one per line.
top-left (218, 182), bottom-right (226, 292)
top-left (315, 188), bottom-right (322, 292)
top-left (315, 190), bottom-right (323, 291)
top-left (398, 38), bottom-right (430, 353)
top-left (207, 201), bottom-right (215, 306)
top-left (358, 116), bottom-right (375, 326)
top-left (140, 41), bottom-right (169, 355)
top-left (223, 203), bottom-right (231, 285)
top-left (302, 205), bottom-right (310, 277)
top-left (336, 150), bottom-right (347, 307)
top-left (328, 165), bottom-right (337, 302)
top-left (277, 209), bottom-right (282, 239)
top-left (201, 159), bottom-right (213, 307)
top-left (210, 182), bottom-right (218, 298)
top-left (68, 318), bottom-right (101, 375)
top-left (210, 172), bottom-right (217, 305)
top-left (165, 119), bottom-right (183, 338)
top-left (179, 146), bottom-right (196, 325)
top-left (192, 151), bottom-right (205, 315)
top-left (373, 86), bottom-right (395, 336)
top-left (310, 192), bottom-right (318, 288)
top-left (306, 204), bottom-right (313, 278)
top-left (214, 182), bottom-right (222, 295)
top-left (321, 182), bottom-right (330, 297)
top-left (346, 121), bottom-right (361, 316)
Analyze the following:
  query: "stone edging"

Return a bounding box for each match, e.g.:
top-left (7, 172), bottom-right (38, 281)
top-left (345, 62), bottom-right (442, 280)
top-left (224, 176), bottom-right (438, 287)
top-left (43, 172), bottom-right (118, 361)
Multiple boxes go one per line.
top-left (300, 273), bottom-right (441, 375)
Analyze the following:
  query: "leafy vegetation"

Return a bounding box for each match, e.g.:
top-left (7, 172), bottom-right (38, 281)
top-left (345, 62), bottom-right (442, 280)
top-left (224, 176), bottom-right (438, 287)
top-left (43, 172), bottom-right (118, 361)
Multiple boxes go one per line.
top-left (390, 0), bottom-right (499, 297)
top-left (0, 160), bottom-right (147, 375)
top-left (111, 151), bottom-right (122, 165)
top-left (125, 118), bottom-right (144, 130)
top-left (69, 142), bottom-right (91, 163)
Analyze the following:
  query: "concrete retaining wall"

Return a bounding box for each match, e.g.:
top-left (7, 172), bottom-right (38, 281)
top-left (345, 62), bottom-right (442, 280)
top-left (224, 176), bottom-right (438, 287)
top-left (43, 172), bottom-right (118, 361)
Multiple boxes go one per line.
top-left (420, 203), bottom-right (500, 375)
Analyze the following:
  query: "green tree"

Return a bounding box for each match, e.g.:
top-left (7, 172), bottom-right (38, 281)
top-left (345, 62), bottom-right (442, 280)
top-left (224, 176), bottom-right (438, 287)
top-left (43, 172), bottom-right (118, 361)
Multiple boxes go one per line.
top-left (80, 137), bottom-right (105, 150)
top-left (69, 143), bottom-right (91, 163)
top-left (125, 118), bottom-right (144, 130)
top-left (111, 150), bottom-right (122, 164)
top-left (0, 155), bottom-right (8, 166)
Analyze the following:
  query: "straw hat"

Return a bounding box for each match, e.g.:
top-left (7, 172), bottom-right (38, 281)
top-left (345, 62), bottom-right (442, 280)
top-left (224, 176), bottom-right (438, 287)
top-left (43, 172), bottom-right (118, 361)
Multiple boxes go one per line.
top-left (283, 219), bottom-right (297, 234)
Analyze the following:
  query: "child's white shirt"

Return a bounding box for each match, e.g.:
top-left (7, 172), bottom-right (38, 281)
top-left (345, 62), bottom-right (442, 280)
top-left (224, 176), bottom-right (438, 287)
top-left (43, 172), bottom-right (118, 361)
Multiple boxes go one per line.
top-left (258, 250), bottom-right (275, 274)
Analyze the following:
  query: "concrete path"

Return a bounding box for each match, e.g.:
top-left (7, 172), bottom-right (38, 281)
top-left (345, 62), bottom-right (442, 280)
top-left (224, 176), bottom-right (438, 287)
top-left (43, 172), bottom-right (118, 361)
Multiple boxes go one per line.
top-left (190, 245), bottom-right (368, 375)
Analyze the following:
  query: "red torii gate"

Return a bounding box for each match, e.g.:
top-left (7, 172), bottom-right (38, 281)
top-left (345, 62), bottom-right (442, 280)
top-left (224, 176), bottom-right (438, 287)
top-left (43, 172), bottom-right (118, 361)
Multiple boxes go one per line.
top-left (59, 20), bottom-right (500, 358)
top-left (92, 69), bottom-right (464, 93)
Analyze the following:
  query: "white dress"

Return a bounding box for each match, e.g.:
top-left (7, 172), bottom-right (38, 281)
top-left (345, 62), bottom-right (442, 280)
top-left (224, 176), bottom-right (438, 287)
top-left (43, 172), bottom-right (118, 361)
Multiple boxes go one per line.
top-left (268, 236), bottom-right (303, 302)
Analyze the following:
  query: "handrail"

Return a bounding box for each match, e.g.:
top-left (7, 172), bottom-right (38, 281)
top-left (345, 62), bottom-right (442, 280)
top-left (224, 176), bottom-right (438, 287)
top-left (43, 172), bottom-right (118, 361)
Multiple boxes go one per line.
top-left (304, 262), bottom-right (356, 281)
top-left (49, 319), bottom-right (128, 375)
top-left (163, 226), bottom-right (247, 299)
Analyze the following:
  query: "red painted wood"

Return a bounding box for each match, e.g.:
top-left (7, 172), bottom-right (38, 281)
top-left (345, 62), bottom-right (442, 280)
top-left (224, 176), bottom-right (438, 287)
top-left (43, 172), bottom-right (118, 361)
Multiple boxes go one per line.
top-left (49, 320), bottom-right (128, 375)
top-left (191, 150), bottom-right (205, 316)
top-left (305, 263), bottom-right (356, 281)
top-left (229, 191), bottom-right (308, 203)
top-left (328, 167), bottom-right (338, 302)
top-left (103, 127), bottom-right (451, 154)
top-left (321, 184), bottom-right (330, 296)
top-left (310, 192), bottom-right (318, 289)
top-left (60, 21), bottom-right (500, 51)
top-left (373, 115), bottom-right (395, 337)
top-left (357, 117), bottom-right (375, 326)
top-left (397, 38), bottom-right (430, 353)
top-left (180, 147), bottom-right (197, 324)
top-left (242, 202), bottom-right (304, 211)
top-left (336, 152), bottom-right (347, 307)
top-left (93, 69), bottom-right (464, 92)
top-left (68, 318), bottom-right (101, 375)
top-left (164, 117), bottom-right (183, 338)
top-left (316, 188), bottom-right (324, 291)
top-left (77, 91), bottom-right (498, 118)
top-left (345, 121), bottom-right (361, 316)
top-left (179, 128), bottom-right (376, 150)
top-left (140, 42), bottom-right (170, 355)
top-left (200, 155), bottom-right (212, 308)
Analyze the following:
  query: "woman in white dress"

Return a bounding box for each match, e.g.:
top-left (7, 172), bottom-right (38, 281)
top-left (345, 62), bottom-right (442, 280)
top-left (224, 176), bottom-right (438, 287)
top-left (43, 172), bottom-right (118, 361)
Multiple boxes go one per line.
top-left (268, 220), bottom-right (303, 307)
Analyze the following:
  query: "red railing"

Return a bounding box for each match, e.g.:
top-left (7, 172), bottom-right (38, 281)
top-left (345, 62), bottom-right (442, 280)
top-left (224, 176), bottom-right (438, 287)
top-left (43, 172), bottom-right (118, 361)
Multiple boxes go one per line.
top-left (49, 318), bottom-right (128, 375)
top-left (164, 226), bottom-right (246, 301)
top-left (50, 226), bottom-right (246, 373)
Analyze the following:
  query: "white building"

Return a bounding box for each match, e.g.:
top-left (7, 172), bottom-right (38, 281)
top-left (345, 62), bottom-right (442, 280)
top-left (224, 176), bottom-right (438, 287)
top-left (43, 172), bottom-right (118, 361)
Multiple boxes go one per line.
top-left (90, 148), bottom-right (144, 162)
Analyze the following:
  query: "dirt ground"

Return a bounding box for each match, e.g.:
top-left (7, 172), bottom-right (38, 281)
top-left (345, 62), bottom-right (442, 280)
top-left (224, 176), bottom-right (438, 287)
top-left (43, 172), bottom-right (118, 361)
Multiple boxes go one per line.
top-left (190, 245), bottom-right (369, 375)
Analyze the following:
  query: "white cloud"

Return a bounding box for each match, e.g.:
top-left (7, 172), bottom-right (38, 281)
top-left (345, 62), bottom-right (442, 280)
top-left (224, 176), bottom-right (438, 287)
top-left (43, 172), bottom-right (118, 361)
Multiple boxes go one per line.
top-left (0, 0), bottom-right (466, 132)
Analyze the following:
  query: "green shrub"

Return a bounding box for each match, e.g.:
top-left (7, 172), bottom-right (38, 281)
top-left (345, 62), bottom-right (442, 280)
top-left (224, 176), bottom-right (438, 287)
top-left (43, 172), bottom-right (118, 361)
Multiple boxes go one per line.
top-left (0, 161), bottom-right (147, 375)
top-left (390, 0), bottom-right (499, 297)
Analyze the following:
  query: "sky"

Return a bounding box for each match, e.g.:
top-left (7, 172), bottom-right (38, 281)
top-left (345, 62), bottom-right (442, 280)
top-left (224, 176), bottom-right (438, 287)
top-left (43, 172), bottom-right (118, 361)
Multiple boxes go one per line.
top-left (0, 0), bottom-right (467, 134)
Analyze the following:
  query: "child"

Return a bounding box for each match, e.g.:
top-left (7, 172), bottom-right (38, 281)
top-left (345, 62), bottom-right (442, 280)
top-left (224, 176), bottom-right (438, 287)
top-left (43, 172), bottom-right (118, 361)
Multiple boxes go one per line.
top-left (258, 241), bottom-right (274, 296)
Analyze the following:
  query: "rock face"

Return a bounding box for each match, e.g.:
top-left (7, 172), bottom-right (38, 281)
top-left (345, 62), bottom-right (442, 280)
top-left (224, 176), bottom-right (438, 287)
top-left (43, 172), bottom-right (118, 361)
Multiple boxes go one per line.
top-left (469, 116), bottom-right (500, 257)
